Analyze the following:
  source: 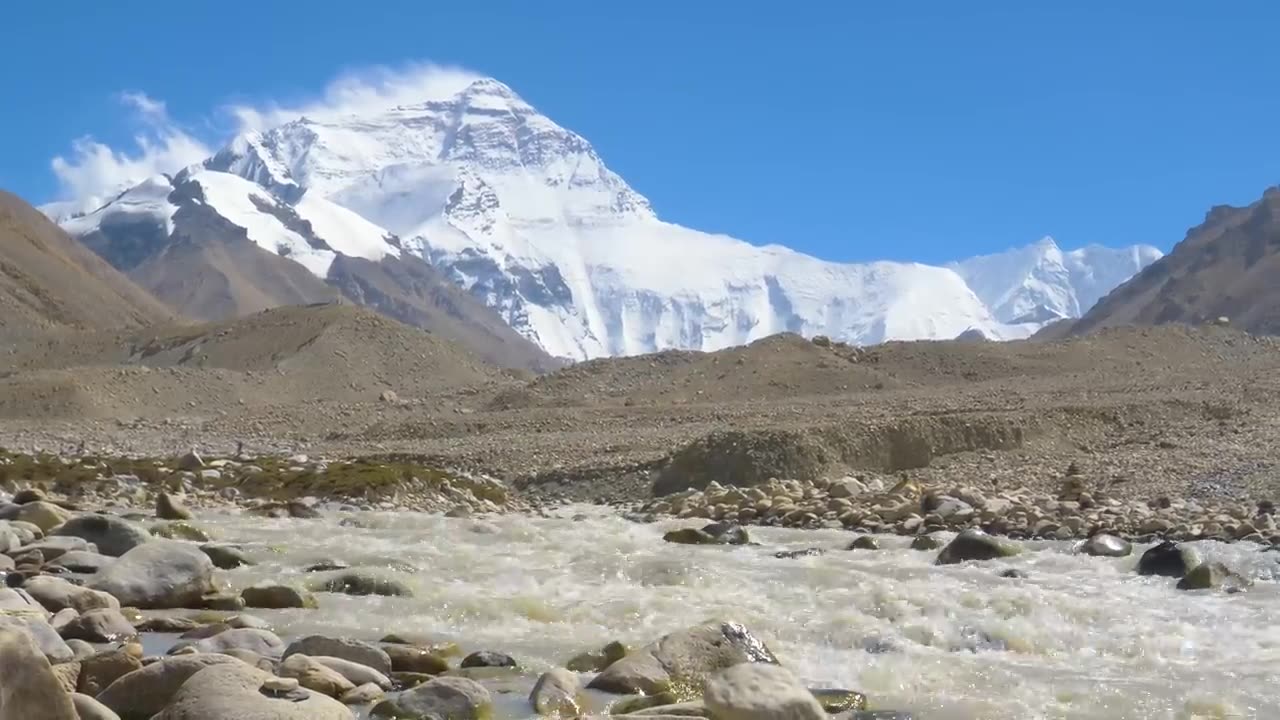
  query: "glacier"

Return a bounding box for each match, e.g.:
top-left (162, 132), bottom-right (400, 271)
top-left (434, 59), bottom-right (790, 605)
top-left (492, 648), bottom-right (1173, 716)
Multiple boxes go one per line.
top-left (52, 76), bottom-right (1163, 361)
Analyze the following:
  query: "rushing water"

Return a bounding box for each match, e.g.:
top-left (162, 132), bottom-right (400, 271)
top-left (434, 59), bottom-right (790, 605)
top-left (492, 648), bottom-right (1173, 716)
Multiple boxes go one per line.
top-left (195, 505), bottom-right (1280, 720)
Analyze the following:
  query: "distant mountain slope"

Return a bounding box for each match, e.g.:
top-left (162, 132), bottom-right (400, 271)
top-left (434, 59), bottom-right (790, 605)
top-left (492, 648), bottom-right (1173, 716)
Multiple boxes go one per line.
top-left (0, 189), bottom-right (172, 339)
top-left (1070, 187), bottom-right (1280, 335)
top-left (61, 169), bottom-right (556, 373)
top-left (53, 76), bottom-right (1158, 361)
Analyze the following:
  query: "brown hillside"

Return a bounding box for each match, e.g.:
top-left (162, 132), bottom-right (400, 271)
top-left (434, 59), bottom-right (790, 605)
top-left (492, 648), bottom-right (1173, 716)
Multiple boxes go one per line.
top-left (0, 303), bottom-right (516, 419)
top-left (0, 190), bottom-right (172, 339)
top-left (1071, 186), bottom-right (1280, 335)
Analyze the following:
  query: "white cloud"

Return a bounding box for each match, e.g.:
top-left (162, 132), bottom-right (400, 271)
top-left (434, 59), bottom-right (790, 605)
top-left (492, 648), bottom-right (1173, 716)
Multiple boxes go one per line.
top-left (229, 61), bottom-right (482, 132)
top-left (46, 63), bottom-right (484, 212)
top-left (48, 91), bottom-right (212, 212)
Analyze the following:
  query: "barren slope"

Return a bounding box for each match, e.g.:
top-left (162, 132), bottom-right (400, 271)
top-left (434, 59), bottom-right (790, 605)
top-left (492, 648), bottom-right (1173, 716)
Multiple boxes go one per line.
top-left (1071, 186), bottom-right (1280, 335)
top-left (0, 190), bottom-right (172, 339)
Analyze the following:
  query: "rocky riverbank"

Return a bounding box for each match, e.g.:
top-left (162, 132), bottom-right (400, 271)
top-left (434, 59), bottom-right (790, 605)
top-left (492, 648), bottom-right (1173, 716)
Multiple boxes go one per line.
top-left (1, 478), bottom-right (908, 720)
top-left (639, 471), bottom-right (1280, 548)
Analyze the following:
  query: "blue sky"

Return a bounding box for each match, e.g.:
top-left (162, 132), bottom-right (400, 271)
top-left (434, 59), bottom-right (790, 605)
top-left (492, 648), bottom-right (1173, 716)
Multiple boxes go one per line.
top-left (3, 1), bottom-right (1277, 264)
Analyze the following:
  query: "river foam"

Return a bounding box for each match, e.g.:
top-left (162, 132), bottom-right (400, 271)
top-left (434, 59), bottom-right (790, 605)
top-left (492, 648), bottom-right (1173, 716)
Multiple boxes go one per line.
top-left (199, 505), bottom-right (1280, 719)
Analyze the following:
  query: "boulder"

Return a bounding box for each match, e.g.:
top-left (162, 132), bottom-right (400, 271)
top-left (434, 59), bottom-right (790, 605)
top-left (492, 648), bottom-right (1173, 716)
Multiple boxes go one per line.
top-left (589, 620), bottom-right (779, 698)
top-left (186, 628), bottom-right (286, 657)
top-left (59, 609), bottom-right (137, 642)
top-left (909, 535), bottom-right (943, 551)
top-left (809, 688), bottom-right (868, 713)
top-left (384, 644), bottom-right (450, 674)
top-left (151, 661), bottom-right (354, 720)
top-left (71, 694), bottom-right (121, 720)
top-left (149, 521), bottom-right (213, 542)
top-left (461, 650), bottom-right (517, 669)
top-left (15, 535), bottom-right (95, 560)
top-left (1137, 541), bottom-right (1201, 578)
top-left (1080, 534), bottom-right (1133, 558)
top-left (311, 570), bottom-right (413, 598)
top-left (67, 638), bottom-right (96, 660)
top-left (280, 653), bottom-right (356, 697)
top-left (663, 523), bottom-right (750, 546)
top-left (88, 540), bottom-right (214, 608)
top-left (50, 515), bottom-right (150, 557)
top-left (47, 550), bottom-right (115, 574)
top-left (0, 615), bottom-right (74, 663)
top-left (703, 663), bottom-right (825, 720)
top-left (311, 655), bottom-right (393, 689)
top-left (96, 654), bottom-right (242, 718)
top-left (201, 543), bottom-right (254, 569)
top-left (530, 667), bottom-right (583, 716)
top-left (379, 676), bottom-right (492, 720)
top-left (16, 501), bottom-right (73, 532)
top-left (23, 576), bottom-right (120, 613)
top-left (341, 682), bottom-right (384, 705)
top-left (12, 488), bottom-right (47, 504)
top-left (1176, 562), bottom-right (1251, 592)
top-left (0, 626), bottom-right (78, 720)
top-left (566, 640), bottom-right (628, 672)
top-left (156, 492), bottom-right (194, 520)
top-left (51, 660), bottom-right (81, 693)
top-left (284, 635), bottom-right (392, 675)
top-left (847, 536), bottom-right (880, 551)
top-left (218, 648), bottom-right (276, 672)
top-left (77, 647), bottom-right (143, 696)
top-left (935, 529), bottom-right (1021, 565)
top-left (241, 582), bottom-right (317, 609)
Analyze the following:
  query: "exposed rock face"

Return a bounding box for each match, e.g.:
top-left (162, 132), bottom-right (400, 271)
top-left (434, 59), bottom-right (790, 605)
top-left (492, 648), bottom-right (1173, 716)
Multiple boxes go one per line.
top-left (96, 654), bottom-right (244, 718)
top-left (1070, 187), bottom-right (1280, 336)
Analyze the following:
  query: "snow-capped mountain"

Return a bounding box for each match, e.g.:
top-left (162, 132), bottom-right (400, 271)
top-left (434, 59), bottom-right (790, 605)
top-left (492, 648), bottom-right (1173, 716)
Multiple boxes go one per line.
top-left (54, 76), bottom-right (1162, 361)
top-left (950, 238), bottom-right (1164, 325)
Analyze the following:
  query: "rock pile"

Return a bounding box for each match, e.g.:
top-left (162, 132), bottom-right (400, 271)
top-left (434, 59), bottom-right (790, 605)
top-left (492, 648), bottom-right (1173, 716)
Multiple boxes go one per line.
top-left (642, 474), bottom-right (1280, 546)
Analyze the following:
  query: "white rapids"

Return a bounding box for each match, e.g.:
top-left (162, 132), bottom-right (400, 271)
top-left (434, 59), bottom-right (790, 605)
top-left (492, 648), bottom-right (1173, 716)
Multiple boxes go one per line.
top-left (197, 505), bottom-right (1280, 720)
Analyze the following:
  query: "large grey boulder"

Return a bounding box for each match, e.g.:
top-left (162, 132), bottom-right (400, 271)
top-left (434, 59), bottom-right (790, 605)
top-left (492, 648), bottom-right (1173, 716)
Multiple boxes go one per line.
top-left (0, 615), bottom-right (74, 663)
top-left (24, 575), bottom-right (120, 613)
top-left (0, 586), bottom-right (49, 615)
top-left (284, 635), bottom-right (391, 675)
top-left (703, 663), bottom-right (826, 720)
top-left (530, 667), bottom-right (583, 716)
top-left (15, 501), bottom-right (72, 532)
top-left (280, 653), bottom-right (356, 697)
top-left (51, 514), bottom-right (151, 557)
top-left (151, 662), bottom-right (354, 720)
top-left (589, 620), bottom-right (779, 698)
top-left (935, 529), bottom-right (1021, 565)
top-left (14, 535), bottom-right (95, 560)
top-left (183, 628), bottom-right (285, 658)
top-left (59, 609), bottom-right (137, 643)
top-left (311, 655), bottom-right (392, 689)
top-left (88, 540), bottom-right (214, 608)
top-left (1079, 534), bottom-right (1132, 558)
top-left (1137, 541), bottom-right (1201, 578)
top-left (47, 550), bottom-right (115, 574)
top-left (0, 626), bottom-right (78, 720)
top-left (379, 676), bottom-right (491, 720)
top-left (96, 654), bottom-right (242, 718)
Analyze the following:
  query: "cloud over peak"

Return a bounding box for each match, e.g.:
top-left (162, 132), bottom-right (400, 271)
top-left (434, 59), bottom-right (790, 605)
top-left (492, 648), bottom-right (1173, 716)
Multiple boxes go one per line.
top-left (45, 62), bottom-right (484, 211)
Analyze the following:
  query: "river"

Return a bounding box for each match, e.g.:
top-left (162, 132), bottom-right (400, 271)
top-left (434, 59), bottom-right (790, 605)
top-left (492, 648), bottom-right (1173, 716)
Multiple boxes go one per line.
top-left (193, 504), bottom-right (1280, 719)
